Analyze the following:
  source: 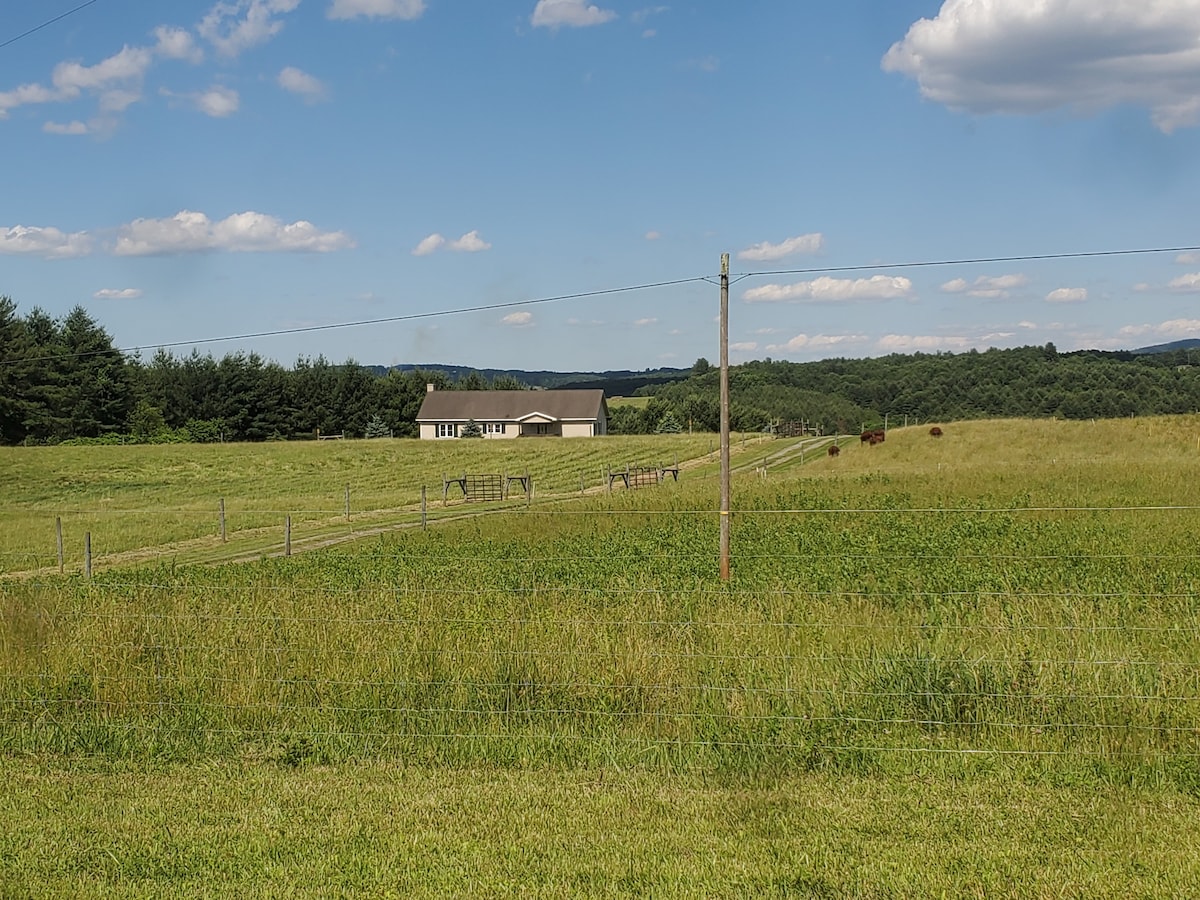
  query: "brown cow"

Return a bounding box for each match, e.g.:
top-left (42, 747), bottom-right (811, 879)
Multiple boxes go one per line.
top-left (860, 430), bottom-right (873, 443)
top-left (827, 444), bottom-right (840, 457)
top-left (929, 426), bottom-right (944, 438)
top-left (872, 428), bottom-right (885, 443)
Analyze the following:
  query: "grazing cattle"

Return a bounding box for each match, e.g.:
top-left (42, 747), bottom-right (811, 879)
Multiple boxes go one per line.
top-left (929, 426), bottom-right (944, 438)
top-left (872, 428), bottom-right (885, 443)
top-left (827, 444), bottom-right (840, 457)
top-left (860, 430), bottom-right (873, 443)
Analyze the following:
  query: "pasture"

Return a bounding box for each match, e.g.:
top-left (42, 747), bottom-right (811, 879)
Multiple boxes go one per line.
top-left (3, 418), bottom-right (1200, 896)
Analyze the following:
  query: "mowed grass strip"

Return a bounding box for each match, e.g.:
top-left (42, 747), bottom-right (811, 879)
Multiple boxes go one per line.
top-left (2, 762), bottom-right (1198, 898)
top-left (0, 434), bottom-right (719, 574)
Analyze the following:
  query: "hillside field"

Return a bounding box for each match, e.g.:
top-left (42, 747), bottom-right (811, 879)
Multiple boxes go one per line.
top-left (3, 418), bottom-right (1200, 896)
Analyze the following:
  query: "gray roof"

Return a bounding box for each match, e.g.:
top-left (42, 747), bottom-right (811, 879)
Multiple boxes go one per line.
top-left (416, 389), bottom-right (607, 423)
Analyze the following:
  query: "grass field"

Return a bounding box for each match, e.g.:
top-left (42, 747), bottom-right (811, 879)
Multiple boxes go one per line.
top-left (3, 418), bottom-right (1200, 895)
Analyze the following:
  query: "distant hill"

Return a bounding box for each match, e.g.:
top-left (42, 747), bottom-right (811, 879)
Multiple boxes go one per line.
top-left (1132, 339), bottom-right (1200, 355)
top-left (374, 363), bottom-right (690, 393)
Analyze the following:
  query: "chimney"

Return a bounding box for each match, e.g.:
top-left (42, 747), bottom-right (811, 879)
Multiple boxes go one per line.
top-left (426, 383), bottom-right (435, 393)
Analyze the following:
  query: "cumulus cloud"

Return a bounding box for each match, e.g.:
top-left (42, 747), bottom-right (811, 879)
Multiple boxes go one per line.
top-left (1120, 319), bottom-right (1200, 338)
top-left (0, 225), bottom-right (93, 259)
top-left (153, 26), bottom-right (204, 63)
top-left (194, 85), bottom-right (239, 117)
top-left (532, 0), bottom-right (617, 28)
top-left (449, 230), bottom-right (491, 252)
top-left (278, 67), bottom-right (328, 101)
top-left (1168, 273), bottom-right (1200, 292)
top-left (883, 0), bottom-right (1200, 133)
top-left (412, 233), bottom-right (446, 256)
top-left (502, 311), bottom-right (534, 326)
top-left (743, 275), bottom-right (913, 303)
top-left (634, 317), bottom-right (658, 326)
top-left (1046, 287), bottom-right (1088, 303)
top-left (1177, 252), bottom-right (1200, 264)
top-left (766, 334), bottom-right (869, 353)
top-left (328, 0), bottom-right (425, 19)
top-left (1, 27), bottom-right (204, 124)
top-left (93, 288), bottom-right (143, 300)
top-left (199, 0), bottom-right (301, 57)
top-left (877, 334), bottom-right (974, 352)
top-left (940, 273), bottom-right (1028, 298)
top-left (737, 233), bottom-right (825, 262)
top-left (114, 210), bottom-right (354, 255)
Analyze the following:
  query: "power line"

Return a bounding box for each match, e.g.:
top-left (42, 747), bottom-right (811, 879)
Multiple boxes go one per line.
top-left (734, 245), bottom-right (1200, 282)
top-left (4, 275), bottom-right (710, 366)
top-left (0, 0), bottom-right (103, 52)
top-left (5, 242), bottom-right (1199, 367)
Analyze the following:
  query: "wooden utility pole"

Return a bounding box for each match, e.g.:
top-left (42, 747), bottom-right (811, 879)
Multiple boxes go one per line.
top-left (719, 252), bottom-right (731, 582)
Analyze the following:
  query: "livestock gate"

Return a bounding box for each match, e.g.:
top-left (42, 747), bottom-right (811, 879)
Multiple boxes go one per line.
top-left (442, 473), bottom-right (530, 504)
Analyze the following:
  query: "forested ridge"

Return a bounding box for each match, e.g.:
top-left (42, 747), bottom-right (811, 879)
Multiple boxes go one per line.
top-left (4, 298), bottom-right (1200, 444)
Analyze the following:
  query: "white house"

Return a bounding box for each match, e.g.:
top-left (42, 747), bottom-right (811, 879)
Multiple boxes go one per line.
top-left (415, 387), bottom-right (608, 439)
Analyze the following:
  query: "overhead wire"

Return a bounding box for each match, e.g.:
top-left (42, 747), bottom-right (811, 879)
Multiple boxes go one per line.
top-left (0, 0), bottom-right (103, 52)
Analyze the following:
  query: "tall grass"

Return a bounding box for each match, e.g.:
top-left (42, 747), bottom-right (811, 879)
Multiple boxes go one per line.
top-left (3, 417), bottom-right (1200, 784)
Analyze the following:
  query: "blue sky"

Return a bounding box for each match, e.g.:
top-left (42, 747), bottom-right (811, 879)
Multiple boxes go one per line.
top-left (4, 0), bottom-right (1200, 370)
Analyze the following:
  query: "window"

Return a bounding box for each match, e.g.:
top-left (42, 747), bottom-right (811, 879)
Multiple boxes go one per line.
top-left (436, 423), bottom-right (457, 438)
top-left (485, 422), bottom-right (504, 435)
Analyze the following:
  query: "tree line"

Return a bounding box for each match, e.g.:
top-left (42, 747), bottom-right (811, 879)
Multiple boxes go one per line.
top-left (5, 298), bottom-right (1200, 445)
top-left (0, 300), bottom-right (522, 445)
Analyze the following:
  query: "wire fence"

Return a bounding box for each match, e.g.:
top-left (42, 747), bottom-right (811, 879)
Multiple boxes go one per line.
top-left (3, 524), bottom-right (1199, 774)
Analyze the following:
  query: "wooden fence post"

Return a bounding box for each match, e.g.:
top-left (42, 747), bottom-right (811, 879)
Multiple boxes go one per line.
top-left (285, 516), bottom-right (292, 557)
top-left (84, 532), bottom-right (92, 579)
top-left (345, 484), bottom-right (351, 522)
top-left (421, 485), bottom-right (427, 531)
top-left (56, 517), bottom-right (64, 574)
top-left (219, 498), bottom-right (227, 543)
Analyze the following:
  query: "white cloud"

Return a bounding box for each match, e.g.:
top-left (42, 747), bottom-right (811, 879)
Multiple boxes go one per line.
top-left (877, 334), bottom-right (973, 352)
top-left (883, 0), bottom-right (1200, 134)
top-left (199, 0), bottom-right (301, 57)
top-left (449, 230), bottom-right (491, 252)
top-left (743, 275), bottom-right (913, 303)
top-left (53, 45), bottom-right (154, 94)
top-left (502, 311), bottom-right (534, 326)
top-left (412, 233), bottom-right (446, 256)
top-left (766, 333), bottom-right (870, 353)
top-left (0, 83), bottom-right (60, 118)
top-left (278, 67), bottom-right (329, 101)
top-left (328, 0), bottom-right (425, 19)
top-left (730, 342), bottom-right (758, 352)
top-left (93, 288), bottom-right (143, 300)
top-left (195, 85), bottom-right (239, 117)
top-left (737, 233), bottom-right (825, 262)
top-left (980, 331), bottom-right (1017, 341)
top-left (1133, 282), bottom-right (1154, 293)
top-left (532, 0), bottom-right (617, 28)
top-left (1177, 252), bottom-right (1200, 264)
top-left (114, 210), bottom-right (354, 255)
top-left (1120, 319), bottom-right (1200, 338)
top-left (0, 225), bottom-right (93, 259)
top-left (940, 273), bottom-right (1028, 298)
top-left (1018, 320), bottom-right (1038, 329)
top-left (43, 120), bottom-right (89, 135)
top-left (634, 317), bottom-right (658, 326)
top-left (1046, 287), bottom-right (1088, 303)
top-left (1168, 272), bottom-right (1200, 292)
top-left (153, 26), bottom-right (204, 63)
top-left (644, 230), bottom-right (661, 240)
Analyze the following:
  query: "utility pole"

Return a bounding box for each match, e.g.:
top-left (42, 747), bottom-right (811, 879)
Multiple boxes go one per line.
top-left (719, 252), bottom-right (731, 582)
